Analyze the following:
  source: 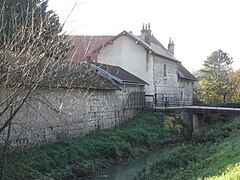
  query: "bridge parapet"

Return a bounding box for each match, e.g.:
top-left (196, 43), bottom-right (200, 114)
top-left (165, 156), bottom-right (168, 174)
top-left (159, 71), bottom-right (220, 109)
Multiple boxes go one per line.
top-left (146, 94), bottom-right (240, 109)
top-left (193, 100), bottom-right (240, 109)
top-left (147, 94), bottom-right (193, 108)
top-left (145, 95), bottom-right (240, 136)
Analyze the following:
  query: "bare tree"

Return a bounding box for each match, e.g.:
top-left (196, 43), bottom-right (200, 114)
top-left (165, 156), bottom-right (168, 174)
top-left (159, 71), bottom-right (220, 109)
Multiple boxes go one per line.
top-left (0, 1), bottom-right (142, 179)
top-left (0, 0), bottom-right (73, 178)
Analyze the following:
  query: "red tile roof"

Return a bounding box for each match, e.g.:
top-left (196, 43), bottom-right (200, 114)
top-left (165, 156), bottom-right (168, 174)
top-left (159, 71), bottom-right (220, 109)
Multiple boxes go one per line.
top-left (67, 31), bottom-right (179, 62)
top-left (67, 35), bottom-right (114, 62)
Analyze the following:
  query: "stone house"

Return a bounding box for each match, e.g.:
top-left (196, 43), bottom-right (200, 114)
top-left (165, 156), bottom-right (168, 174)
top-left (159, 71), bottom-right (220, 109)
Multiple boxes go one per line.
top-left (69, 24), bottom-right (196, 105)
top-left (0, 61), bottom-right (146, 148)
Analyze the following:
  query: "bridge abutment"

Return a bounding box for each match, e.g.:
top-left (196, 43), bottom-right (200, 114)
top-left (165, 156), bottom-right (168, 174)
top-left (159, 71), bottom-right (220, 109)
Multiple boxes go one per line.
top-left (180, 111), bottom-right (193, 128)
top-left (180, 111), bottom-right (205, 136)
top-left (193, 113), bottom-right (205, 136)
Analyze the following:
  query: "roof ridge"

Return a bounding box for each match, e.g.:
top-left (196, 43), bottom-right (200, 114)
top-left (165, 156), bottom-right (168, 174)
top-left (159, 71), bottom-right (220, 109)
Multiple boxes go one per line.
top-left (68, 30), bottom-right (179, 62)
top-left (68, 35), bottom-right (115, 37)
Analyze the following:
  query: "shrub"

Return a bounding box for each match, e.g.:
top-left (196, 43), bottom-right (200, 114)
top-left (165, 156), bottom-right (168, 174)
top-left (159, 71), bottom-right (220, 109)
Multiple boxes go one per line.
top-left (164, 115), bottom-right (183, 134)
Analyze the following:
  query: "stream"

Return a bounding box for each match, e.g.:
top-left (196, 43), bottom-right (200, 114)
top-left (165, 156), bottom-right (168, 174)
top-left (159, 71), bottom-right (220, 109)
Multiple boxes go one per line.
top-left (85, 146), bottom-right (174, 180)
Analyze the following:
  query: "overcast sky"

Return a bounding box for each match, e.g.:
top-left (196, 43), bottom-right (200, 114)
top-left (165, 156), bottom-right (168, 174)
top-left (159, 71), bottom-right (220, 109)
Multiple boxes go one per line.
top-left (48, 0), bottom-right (240, 72)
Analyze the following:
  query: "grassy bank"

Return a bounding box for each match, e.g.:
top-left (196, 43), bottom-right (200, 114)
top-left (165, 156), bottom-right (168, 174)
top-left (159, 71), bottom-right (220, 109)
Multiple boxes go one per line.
top-left (135, 116), bottom-right (240, 180)
top-left (0, 111), bottom-right (185, 179)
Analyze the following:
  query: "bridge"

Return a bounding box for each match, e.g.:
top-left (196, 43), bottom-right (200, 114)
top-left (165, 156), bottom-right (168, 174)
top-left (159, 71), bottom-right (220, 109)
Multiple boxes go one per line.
top-left (145, 96), bottom-right (240, 135)
top-left (125, 93), bottom-right (240, 135)
top-left (155, 105), bottom-right (240, 113)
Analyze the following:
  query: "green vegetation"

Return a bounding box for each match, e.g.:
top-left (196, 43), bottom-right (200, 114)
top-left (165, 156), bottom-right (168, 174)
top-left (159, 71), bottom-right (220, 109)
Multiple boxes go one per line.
top-left (135, 116), bottom-right (240, 180)
top-left (5, 111), bottom-right (240, 180)
top-left (196, 49), bottom-right (234, 102)
top-left (195, 49), bottom-right (240, 103)
top-left (0, 0), bottom-right (64, 50)
top-left (0, 112), bottom-right (184, 179)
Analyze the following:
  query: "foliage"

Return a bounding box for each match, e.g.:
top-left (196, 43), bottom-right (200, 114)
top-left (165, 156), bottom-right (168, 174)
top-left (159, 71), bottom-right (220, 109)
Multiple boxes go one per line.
top-left (196, 49), bottom-right (235, 102)
top-left (197, 79), bottom-right (234, 102)
top-left (0, 111), bottom-right (185, 179)
top-left (163, 116), bottom-right (183, 134)
top-left (0, 0), bottom-right (65, 52)
top-left (200, 117), bottom-right (240, 143)
top-left (200, 49), bottom-right (233, 79)
top-left (206, 163), bottom-right (240, 180)
top-left (0, 0), bottom-right (71, 133)
top-left (229, 69), bottom-right (240, 101)
top-left (135, 116), bottom-right (240, 180)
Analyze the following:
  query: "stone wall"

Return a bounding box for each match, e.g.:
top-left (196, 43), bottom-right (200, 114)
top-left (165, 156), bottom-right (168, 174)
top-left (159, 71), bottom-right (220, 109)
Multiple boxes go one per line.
top-left (177, 78), bottom-right (194, 104)
top-left (153, 57), bottom-right (179, 96)
top-left (152, 57), bottom-right (194, 107)
top-left (153, 57), bottom-right (193, 102)
top-left (0, 85), bottom-right (143, 148)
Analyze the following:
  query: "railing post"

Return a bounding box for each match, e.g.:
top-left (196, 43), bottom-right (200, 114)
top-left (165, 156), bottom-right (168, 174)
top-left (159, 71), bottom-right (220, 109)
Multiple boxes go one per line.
top-left (154, 93), bottom-right (157, 108)
top-left (164, 97), bottom-right (168, 108)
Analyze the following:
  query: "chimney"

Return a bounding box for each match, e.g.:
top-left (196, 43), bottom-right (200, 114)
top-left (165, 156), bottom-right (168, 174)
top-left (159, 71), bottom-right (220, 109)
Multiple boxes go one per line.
top-left (141, 23), bottom-right (151, 45)
top-left (168, 37), bottom-right (175, 55)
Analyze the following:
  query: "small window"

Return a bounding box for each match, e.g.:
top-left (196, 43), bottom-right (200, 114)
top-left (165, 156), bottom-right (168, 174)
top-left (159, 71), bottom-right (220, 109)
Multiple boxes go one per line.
top-left (164, 64), bottom-right (167, 79)
top-left (181, 91), bottom-right (183, 99)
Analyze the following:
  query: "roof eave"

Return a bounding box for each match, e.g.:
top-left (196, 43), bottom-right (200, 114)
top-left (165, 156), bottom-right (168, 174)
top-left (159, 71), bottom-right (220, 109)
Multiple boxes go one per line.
top-left (91, 31), bottom-right (180, 63)
top-left (35, 84), bottom-right (121, 90)
top-left (155, 53), bottom-right (180, 62)
top-left (122, 81), bottom-right (149, 86)
top-left (178, 76), bottom-right (197, 81)
top-left (90, 63), bottom-right (124, 84)
top-left (91, 31), bottom-right (128, 53)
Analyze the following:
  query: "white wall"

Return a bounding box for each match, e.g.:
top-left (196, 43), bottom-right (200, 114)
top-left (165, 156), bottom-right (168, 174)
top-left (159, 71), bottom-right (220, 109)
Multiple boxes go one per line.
top-left (97, 35), bottom-right (194, 100)
top-left (98, 35), bottom-right (154, 95)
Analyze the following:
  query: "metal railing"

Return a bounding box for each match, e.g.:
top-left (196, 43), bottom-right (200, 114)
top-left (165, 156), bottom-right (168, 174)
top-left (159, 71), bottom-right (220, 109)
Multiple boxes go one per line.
top-left (155, 97), bottom-right (193, 107)
top-left (154, 93), bottom-right (193, 107)
top-left (193, 100), bottom-right (240, 108)
top-left (145, 93), bottom-right (240, 109)
top-left (124, 91), bottom-right (145, 109)
top-left (145, 94), bottom-right (193, 108)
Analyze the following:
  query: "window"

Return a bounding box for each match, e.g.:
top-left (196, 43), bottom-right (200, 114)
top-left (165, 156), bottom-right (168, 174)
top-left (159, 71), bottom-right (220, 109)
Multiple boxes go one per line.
top-left (164, 64), bottom-right (167, 79)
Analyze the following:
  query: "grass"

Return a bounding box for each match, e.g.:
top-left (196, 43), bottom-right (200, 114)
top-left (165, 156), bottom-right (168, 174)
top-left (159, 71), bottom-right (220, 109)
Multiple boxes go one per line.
top-left (135, 116), bottom-right (240, 180)
top-left (206, 163), bottom-right (240, 180)
top-left (0, 111), bottom-right (185, 179)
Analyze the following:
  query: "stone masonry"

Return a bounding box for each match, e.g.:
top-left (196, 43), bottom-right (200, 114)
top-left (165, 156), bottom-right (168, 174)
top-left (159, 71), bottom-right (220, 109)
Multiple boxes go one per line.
top-left (0, 85), bottom-right (143, 148)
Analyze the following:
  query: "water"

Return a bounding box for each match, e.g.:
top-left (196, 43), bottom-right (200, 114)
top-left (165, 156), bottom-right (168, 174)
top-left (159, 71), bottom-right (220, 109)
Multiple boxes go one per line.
top-left (87, 146), bottom-right (174, 180)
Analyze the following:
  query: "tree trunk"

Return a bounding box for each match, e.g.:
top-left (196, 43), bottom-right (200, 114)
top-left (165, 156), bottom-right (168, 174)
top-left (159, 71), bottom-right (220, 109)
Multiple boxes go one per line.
top-left (223, 93), bottom-right (227, 102)
top-left (0, 109), bottom-right (12, 180)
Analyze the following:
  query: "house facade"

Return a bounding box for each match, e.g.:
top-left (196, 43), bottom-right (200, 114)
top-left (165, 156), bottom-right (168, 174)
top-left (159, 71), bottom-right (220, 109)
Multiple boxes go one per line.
top-left (93, 25), bottom-right (196, 104)
top-left (68, 24), bottom-right (196, 105)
